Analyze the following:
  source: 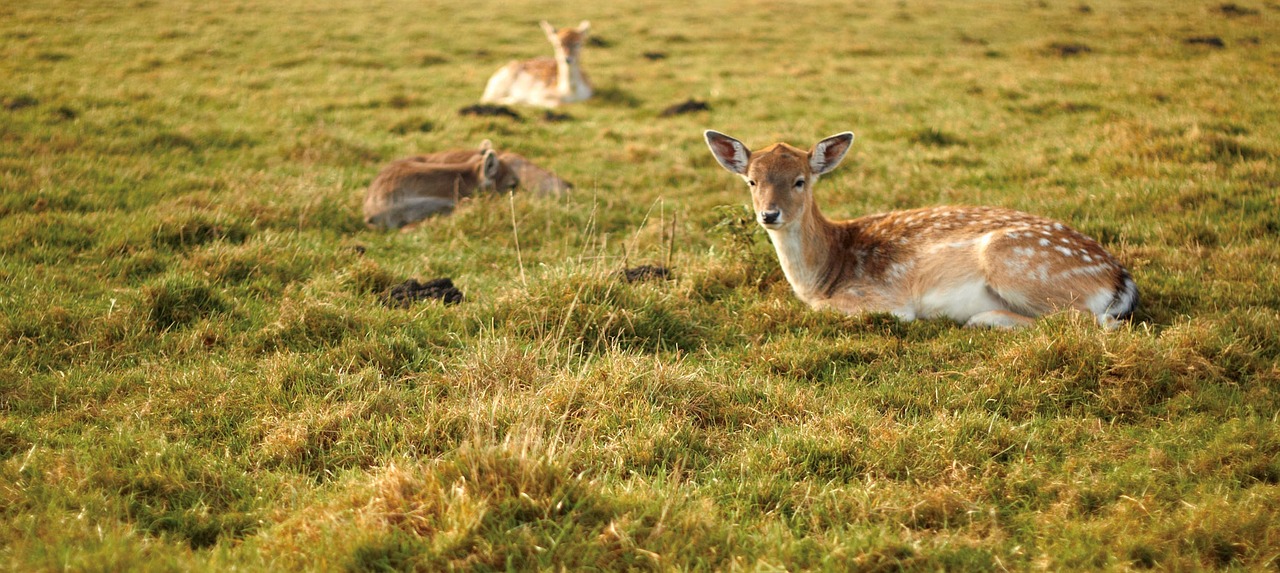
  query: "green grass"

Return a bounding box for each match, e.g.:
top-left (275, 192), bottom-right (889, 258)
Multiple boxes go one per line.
top-left (3, 0), bottom-right (1280, 569)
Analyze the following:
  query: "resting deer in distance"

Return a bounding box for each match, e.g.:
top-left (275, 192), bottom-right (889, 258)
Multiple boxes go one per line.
top-left (408, 141), bottom-right (572, 197)
top-left (363, 142), bottom-right (518, 230)
top-left (703, 130), bottom-right (1138, 328)
top-left (481, 21), bottom-right (593, 108)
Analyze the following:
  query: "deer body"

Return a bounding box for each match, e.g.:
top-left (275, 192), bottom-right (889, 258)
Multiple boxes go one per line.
top-left (481, 21), bottom-right (592, 108)
top-left (363, 147), bottom-right (515, 230)
top-left (704, 131), bottom-right (1138, 328)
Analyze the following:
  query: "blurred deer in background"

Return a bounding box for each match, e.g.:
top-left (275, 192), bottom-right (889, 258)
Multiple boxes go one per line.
top-left (481, 21), bottom-right (593, 108)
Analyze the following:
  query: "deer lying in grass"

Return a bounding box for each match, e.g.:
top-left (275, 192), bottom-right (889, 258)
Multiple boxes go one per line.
top-left (481, 21), bottom-right (593, 108)
top-left (410, 142), bottom-right (572, 197)
top-left (363, 143), bottom-right (518, 230)
top-left (704, 130), bottom-right (1139, 328)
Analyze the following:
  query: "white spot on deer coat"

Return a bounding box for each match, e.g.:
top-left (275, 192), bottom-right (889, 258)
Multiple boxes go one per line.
top-left (1057, 263), bottom-right (1114, 279)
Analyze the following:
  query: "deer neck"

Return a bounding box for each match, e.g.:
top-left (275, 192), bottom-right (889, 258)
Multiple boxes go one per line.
top-left (766, 202), bottom-right (843, 298)
top-left (435, 161), bottom-right (483, 198)
top-left (556, 55), bottom-right (590, 100)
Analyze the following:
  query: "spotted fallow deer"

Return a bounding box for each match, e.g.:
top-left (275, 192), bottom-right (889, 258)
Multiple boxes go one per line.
top-left (704, 130), bottom-right (1139, 328)
top-left (363, 145), bottom-right (517, 230)
top-left (481, 21), bottom-right (593, 108)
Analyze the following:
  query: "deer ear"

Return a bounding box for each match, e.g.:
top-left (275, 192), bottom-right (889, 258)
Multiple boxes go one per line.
top-left (704, 130), bottom-right (751, 176)
top-left (577, 20), bottom-right (591, 34)
top-left (480, 149), bottom-right (500, 180)
top-left (478, 139), bottom-right (494, 152)
top-left (540, 21), bottom-right (557, 38)
top-left (809, 132), bottom-right (855, 176)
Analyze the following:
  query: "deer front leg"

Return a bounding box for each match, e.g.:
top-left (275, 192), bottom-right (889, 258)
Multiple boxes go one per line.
top-left (964, 310), bottom-right (1036, 329)
top-left (811, 288), bottom-right (915, 322)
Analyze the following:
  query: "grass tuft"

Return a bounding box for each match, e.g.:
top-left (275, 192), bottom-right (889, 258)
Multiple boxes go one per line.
top-left (152, 210), bottom-right (251, 250)
top-left (144, 275), bottom-right (227, 330)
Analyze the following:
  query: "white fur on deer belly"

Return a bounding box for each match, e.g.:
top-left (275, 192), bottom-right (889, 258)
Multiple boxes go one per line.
top-left (915, 279), bottom-right (1008, 322)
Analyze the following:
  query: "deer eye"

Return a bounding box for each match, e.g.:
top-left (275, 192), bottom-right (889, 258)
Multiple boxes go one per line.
top-left (794, 179), bottom-right (805, 189)
top-left (747, 179), bottom-right (757, 187)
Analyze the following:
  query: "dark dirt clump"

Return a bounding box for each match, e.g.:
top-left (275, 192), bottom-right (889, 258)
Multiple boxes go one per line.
top-left (642, 51), bottom-right (668, 61)
top-left (660, 99), bottom-right (710, 117)
top-left (542, 110), bottom-right (572, 122)
top-left (459, 104), bottom-right (521, 121)
top-left (1046, 42), bottom-right (1091, 57)
top-left (1215, 3), bottom-right (1259, 16)
top-left (617, 265), bottom-right (673, 283)
top-left (1185, 36), bottom-right (1226, 48)
top-left (383, 278), bottom-right (464, 308)
top-left (4, 95), bottom-right (39, 111)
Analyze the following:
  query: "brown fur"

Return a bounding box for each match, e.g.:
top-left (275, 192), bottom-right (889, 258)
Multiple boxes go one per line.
top-left (495, 152), bottom-right (573, 196)
top-left (495, 57), bottom-right (559, 88)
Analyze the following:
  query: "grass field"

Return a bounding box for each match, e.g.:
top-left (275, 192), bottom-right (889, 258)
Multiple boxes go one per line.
top-left (3, 0), bottom-right (1280, 569)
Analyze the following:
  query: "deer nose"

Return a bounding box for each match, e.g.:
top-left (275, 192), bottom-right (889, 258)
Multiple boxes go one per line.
top-left (759, 210), bottom-right (781, 225)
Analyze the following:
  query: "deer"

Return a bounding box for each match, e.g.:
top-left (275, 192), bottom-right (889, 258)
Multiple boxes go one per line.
top-left (703, 130), bottom-right (1139, 328)
top-left (408, 141), bottom-right (572, 197)
top-left (481, 21), bottom-right (593, 108)
top-left (363, 143), bottom-right (518, 230)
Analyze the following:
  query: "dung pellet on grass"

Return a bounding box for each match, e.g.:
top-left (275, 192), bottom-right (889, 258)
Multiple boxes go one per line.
top-left (660, 99), bottom-right (710, 117)
top-left (382, 278), bottom-right (464, 308)
top-left (616, 265), bottom-right (672, 283)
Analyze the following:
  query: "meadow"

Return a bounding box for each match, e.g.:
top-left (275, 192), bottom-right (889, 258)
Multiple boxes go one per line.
top-left (2, 0), bottom-right (1279, 569)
